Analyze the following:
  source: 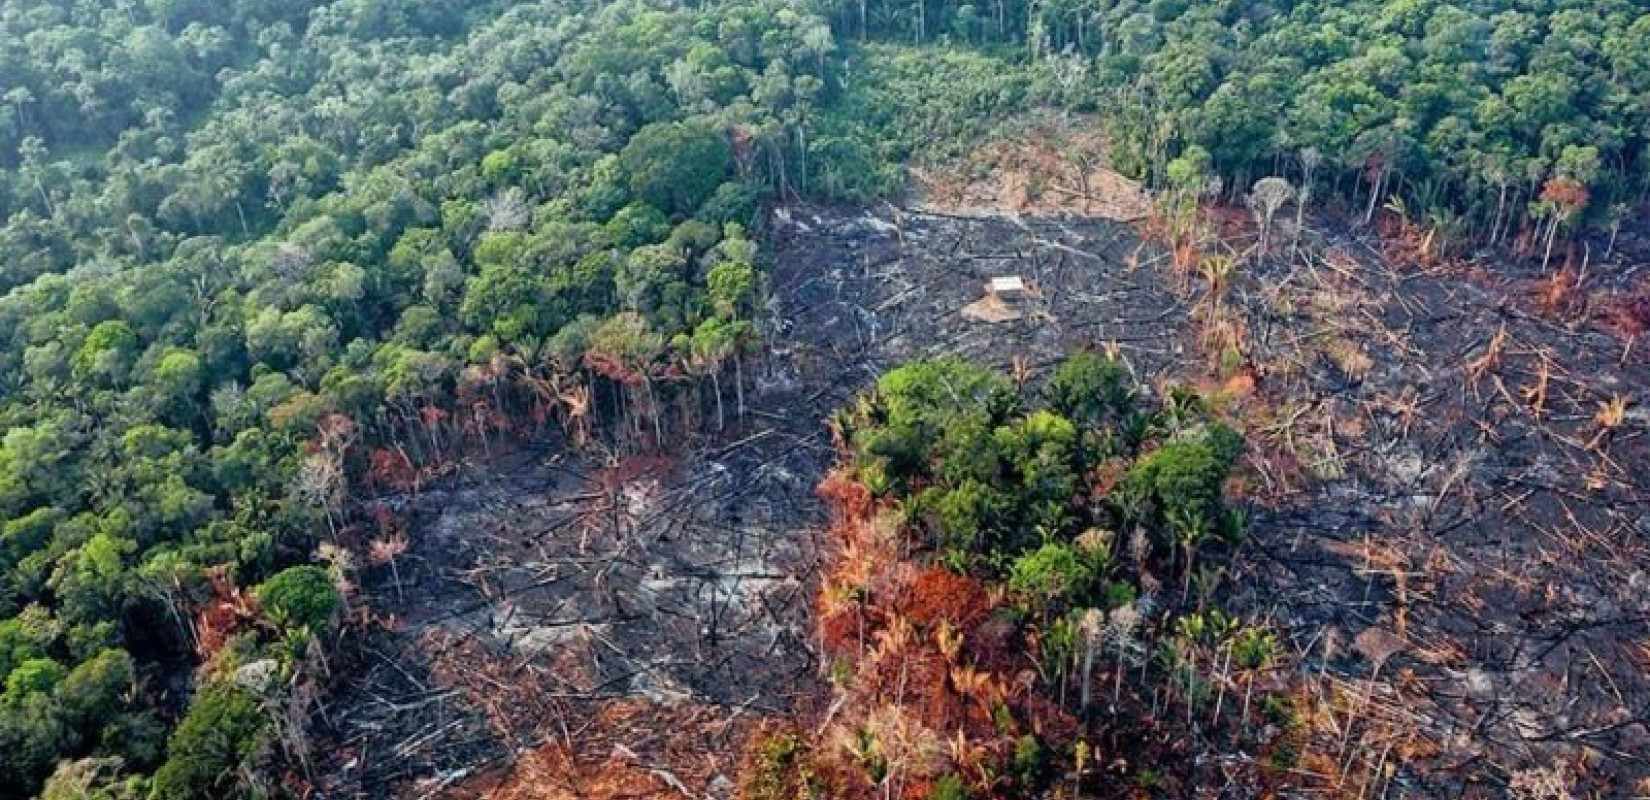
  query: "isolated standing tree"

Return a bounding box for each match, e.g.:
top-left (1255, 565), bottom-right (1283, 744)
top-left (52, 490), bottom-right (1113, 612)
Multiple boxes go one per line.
top-left (1535, 178), bottom-right (1588, 273)
top-left (682, 319), bottom-right (738, 431)
top-left (293, 452), bottom-right (345, 538)
top-left (1248, 177), bottom-right (1295, 254)
top-left (1198, 252), bottom-right (1237, 330)
top-left (367, 532), bottom-right (409, 602)
top-left (1533, 145), bottom-right (1600, 271)
top-left (1163, 146), bottom-right (1213, 249)
top-left (707, 248), bottom-right (757, 417)
top-left (1482, 153), bottom-right (1514, 246)
top-left (1078, 608), bottom-right (1103, 713)
top-left (1291, 148), bottom-right (1321, 258)
top-left (619, 120), bottom-right (733, 216)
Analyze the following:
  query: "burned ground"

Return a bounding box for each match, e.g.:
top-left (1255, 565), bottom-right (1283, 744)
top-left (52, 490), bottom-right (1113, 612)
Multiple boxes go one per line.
top-left (308, 432), bottom-right (830, 797)
top-left (1226, 227), bottom-right (1650, 796)
top-left (306, 203), bottom-right (1648, 798)
top-left (306, 206), bottom-right (1192, 798)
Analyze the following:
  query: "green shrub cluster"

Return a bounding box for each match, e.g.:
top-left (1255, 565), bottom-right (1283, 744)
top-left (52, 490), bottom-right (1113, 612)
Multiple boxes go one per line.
top-left (841, 352), bottom-right (1244, 618)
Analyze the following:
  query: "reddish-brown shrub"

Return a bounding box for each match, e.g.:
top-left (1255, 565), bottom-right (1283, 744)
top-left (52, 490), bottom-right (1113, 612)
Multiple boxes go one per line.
top-left (194, 566), bottom-right (254, 662)
top-left (907, 653), bottom-right (966, 731)
top-left (902, 567), bottom-right (990, 632)
top-left (820, 607), bottom-right (861, 657)
top-left (868, 561), bottom-right (919, 621)
top-left (1539, 177), bottom-right (1590, 213)
top-left (818, 473), bottom-right (873, 526)
top-left (366, 447), bottom-right (417, 492)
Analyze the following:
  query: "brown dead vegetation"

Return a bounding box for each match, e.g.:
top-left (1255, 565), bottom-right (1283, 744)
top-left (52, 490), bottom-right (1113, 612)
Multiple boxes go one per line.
top-left (910, 113), bottom-right (1152, 221)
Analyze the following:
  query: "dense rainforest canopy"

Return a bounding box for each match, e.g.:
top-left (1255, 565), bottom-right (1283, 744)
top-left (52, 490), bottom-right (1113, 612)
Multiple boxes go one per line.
top-left (0, 0), bottom-right (1645, 796)
top-left (0, 0), bottom-right (833, 795)
top-left (830, 0), bottom-right (1650, 241)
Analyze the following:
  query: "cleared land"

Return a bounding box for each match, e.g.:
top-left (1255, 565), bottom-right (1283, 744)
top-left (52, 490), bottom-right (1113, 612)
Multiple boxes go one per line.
top-left (307, 202), bottom-right (1649, 798)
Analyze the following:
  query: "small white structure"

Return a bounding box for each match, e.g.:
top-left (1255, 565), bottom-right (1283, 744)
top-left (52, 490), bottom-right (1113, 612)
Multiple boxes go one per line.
top-left (989, 276), bottom-right (1028, 297)
top-left (963, 276), bottom-right (1041, 323)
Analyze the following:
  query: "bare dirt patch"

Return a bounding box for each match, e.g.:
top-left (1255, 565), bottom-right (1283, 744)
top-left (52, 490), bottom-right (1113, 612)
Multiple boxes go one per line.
top-left (909, 112), bottom-right (1152, 221)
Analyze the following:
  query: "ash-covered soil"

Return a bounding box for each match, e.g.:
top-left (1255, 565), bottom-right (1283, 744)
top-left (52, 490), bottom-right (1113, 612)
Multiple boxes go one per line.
top-left (761, 205), bottom-right (1192, 384)
top-left (1226, 228), bottom-right (1650, 795)
top-left (308, 204), bottom-right (1649, 798)
top-left (308, 431), bottom-right (832, 795)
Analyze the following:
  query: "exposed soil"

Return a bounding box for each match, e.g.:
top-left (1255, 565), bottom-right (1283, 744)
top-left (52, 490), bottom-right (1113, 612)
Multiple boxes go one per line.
top-left (909, 112), bottom-right (1153, 222)
top-left (306, 198), bottom-right (1649, 798)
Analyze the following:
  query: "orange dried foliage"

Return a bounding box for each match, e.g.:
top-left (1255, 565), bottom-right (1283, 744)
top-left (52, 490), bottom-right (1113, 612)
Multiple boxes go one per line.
top-left (909, 657), bottom-right (966, 731)
top-left (1222, 368), bottom-right (1257, 398)
top-left (194, 566), bottom-right (254, 662)
top-left (866, 561), bottom-right (920, 620)
top-left (193, 603), bottom-right (240, 662)
top-left (849, 648), bottom-right (968, 733)
top-left (1172, 241), bottom-right (1200, 272)
top-left (901, 779), bottom-right (936, 800)
top-left (1088, 457), bottom-right (1130, 502)
top-left (583, 352), bottom-right (643, 387)
top-left (1540, 177), bottom-right (1590, 212)
top-left (901, 568), bottom-right (990, 632)
top-left (1538, 268), bottom-right (1580, 317)
top-left (818, 473), bottom-right (873, 527)
top-left (821, 607), bottom-right (861, 656)
top-left (366, 447), bottom-right (417, 492)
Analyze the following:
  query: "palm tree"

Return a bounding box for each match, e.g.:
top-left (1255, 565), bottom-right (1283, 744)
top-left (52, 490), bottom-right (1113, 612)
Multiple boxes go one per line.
top-left (1166, 506), bottom-right (1209, 603)
top-left (1248, 177), bottom-right (1295, 254)
top-left (1231, 626), bottom-right (1278, 731)
top-left (368, 533), bottom-right (409, 602)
